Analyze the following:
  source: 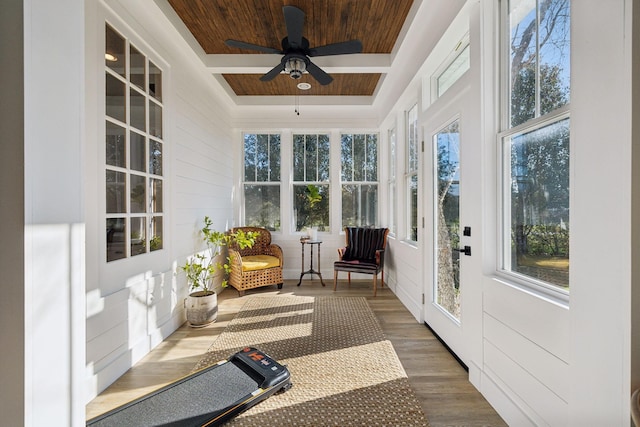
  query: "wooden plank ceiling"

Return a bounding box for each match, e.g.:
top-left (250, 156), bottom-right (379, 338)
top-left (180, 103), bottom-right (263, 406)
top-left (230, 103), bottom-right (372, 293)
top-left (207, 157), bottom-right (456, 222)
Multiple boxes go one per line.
top-left (167, 0), bottom-right (414, 97)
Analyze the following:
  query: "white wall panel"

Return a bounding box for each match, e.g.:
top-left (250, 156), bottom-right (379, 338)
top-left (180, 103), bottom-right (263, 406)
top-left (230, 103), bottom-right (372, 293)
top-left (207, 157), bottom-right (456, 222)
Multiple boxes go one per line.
top-left (484, 278), bottom-right (569, 362)
top-left (484, 313), bottom-right (569, 400)
top-left (485, 341), bottom-right (568, 426)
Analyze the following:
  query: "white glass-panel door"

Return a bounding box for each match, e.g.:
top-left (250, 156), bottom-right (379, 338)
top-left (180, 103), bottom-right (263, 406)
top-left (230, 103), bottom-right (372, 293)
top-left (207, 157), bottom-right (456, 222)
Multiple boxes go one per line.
top-left (435, 119), bottom-right (461, 321)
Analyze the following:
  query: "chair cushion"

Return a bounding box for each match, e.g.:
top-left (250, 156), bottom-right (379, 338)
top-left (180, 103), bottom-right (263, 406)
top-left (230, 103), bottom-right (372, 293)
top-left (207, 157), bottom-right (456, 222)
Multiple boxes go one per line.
top-left (241, 255), bottom-right (280, 272)
top-left (334, 259), bottom-right (380, 274)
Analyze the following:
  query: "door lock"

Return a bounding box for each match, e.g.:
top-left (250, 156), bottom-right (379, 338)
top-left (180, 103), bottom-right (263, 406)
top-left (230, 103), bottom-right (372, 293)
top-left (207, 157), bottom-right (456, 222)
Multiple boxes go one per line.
top-left (457, 245), bottom-right (471, 256)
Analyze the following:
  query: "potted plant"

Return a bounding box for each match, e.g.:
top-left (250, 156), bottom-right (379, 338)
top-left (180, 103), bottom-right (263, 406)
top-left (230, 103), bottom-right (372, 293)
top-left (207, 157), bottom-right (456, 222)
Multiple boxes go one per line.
top-left (181, 216), bottom-right (256, 327)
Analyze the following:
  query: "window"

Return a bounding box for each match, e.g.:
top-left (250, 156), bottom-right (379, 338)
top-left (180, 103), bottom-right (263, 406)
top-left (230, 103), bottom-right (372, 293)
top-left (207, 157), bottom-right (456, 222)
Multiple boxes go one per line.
top-left (388, 127), bottom-right (397, 235)
top-left (243, 133), bottom-right (281, 231)
top-left (105, 24), bottom-right (164, 262)
top-left (436, 42), bottom-right (470, 98)
top-left (500, 0), bottom-right (570, 292)
top-left (406, 105), bottom-right (419, 242)
top-left (293, 134), bottom-right (330, 232)
top-left (341, 133), bottom-right (378, 227)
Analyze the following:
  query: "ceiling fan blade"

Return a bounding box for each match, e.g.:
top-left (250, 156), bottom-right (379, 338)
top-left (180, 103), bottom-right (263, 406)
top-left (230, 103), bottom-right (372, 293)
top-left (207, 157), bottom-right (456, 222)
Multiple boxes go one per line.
top-left (283, 5), bottom-right (304, 48)
top-left (309, 40), bottom-right (363, 57)
top-left (225, 39), bottom-right (281, 54)
top-left (260, 62), bottom-right (285, 81)
top-left (306, 61), bottom-right (333, 85)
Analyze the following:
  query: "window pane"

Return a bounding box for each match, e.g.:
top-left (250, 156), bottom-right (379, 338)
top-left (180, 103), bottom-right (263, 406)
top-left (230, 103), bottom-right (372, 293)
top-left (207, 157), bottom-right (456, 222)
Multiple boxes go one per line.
top-left (294, 184), bottom-right (329, 232)
top-left (151, 178), bottom-right (163, 213)
top-left (506, 118), bottom-right (569, 288)
top-left (149, 140), bottom-right (163, 176)
top-left (408, 106), bottom-right (418, 172)
top-left (106, 218), bottom-right (126, 261)
top-left (105, 24), bottom-right (125, 77)
top-left (130, 88), bottom-right (146, 132)
top-left (305, 135), bottom-right (318, 181)
top-left (341, 134), bottom-right (353, 181)
top-left (256, 134), bottom-right (269, 181)
top-left (437, 44), bottom-right (470, 97)
top-left (509, 0), bottom-right (570, 127)
top-left (318, 134), bottom-right (330, 181)
top-left (106, 121), bottom-right (126, 168)
top-left (130, 217), bottom-right (146, 256)
top-left (149, 60), bottom-right (162, 102)
top-left (244, 184), bottom-right (280, 231)
top-left (293, 134), bottom-right (330, 183)
top-left (366, 134), bottom-right (378, 181)
top-left (269, 135), bottom-right (281, 181)
top-left (149, 100), bottom-right (163, 139)
top-left (353, 134), bottom-right (365, 181)
top-left (342, 184), bottom-right (378, 227)
top-left (106, 170), bottom-right (126, 213)
top-left (130, 45), bottom-right (145, 91)
top-left (130, 131), bottom-right (146, 172)
top-left (150, 216), bottom-right (163, 251)
top-left (408, 175), bottom-right (418, 241)
top-left (538, 0), bottom-right (570, 116)
top-left (244, 134), bottom-right (257, 181)
top-left (293, 134), bottom-right (305, 181)
top-left (130, 174), bottom-right (146, 213)
top-left (106, 73), bottom-right (126, 122)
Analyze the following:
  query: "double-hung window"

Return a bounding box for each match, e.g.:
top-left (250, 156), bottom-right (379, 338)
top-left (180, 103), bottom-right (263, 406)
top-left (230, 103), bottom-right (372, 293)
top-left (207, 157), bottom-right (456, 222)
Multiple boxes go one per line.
top-left (293, 134), bottom-right (330, 232)
top-left (406, 105), bottom-right (419, 242)
top-left (341, 133), bottom-right (378, 227)
top-left (500, 0), bottom-right (571, 293)
top-left (105, 24), bottom-right (164, 262)
top-left (243, 133), bottom-right (281, 231)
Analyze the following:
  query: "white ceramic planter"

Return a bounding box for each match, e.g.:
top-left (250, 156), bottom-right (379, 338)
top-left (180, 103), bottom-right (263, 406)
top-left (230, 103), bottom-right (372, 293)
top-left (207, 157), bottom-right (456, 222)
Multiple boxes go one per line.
top-left (185, 291), bottom-right (218, 327)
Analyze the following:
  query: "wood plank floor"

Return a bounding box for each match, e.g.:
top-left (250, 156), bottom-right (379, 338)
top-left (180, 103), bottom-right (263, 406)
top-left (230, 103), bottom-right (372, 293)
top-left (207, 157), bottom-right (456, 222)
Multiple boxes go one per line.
top-left (86, 280), bottom-right (507, 426)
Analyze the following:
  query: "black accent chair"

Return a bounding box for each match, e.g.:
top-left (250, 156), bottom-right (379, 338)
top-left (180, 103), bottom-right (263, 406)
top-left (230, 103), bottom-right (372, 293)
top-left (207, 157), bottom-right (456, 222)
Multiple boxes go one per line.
top-left (333, 227), bottom-right (389, 297)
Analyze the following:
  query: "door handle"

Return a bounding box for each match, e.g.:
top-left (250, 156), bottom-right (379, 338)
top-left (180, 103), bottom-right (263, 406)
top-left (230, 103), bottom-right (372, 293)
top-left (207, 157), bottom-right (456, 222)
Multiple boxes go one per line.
top-left (457, 246), bottom-right (471, 256)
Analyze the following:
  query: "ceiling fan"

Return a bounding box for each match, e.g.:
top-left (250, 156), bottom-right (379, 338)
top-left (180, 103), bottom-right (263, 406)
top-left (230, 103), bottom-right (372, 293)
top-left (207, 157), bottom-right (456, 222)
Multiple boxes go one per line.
top-left (224, 5), bottom-right (362, 85)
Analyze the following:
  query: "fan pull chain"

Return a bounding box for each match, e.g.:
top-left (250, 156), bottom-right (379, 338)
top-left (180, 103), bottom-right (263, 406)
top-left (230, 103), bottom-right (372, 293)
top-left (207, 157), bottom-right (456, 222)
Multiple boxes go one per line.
top-left (294, 94), bottom-right (300, 116)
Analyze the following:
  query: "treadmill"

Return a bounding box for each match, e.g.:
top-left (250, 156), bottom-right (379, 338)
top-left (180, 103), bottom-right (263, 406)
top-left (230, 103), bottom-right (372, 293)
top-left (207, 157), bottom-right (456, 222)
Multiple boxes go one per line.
top-left (87, 347), bottom-right (292, 426)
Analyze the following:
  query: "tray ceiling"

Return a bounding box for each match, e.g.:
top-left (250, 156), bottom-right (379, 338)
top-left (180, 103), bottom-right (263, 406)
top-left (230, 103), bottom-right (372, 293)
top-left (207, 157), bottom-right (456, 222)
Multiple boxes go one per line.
top-left (165, 0), bottom-right (414, 99)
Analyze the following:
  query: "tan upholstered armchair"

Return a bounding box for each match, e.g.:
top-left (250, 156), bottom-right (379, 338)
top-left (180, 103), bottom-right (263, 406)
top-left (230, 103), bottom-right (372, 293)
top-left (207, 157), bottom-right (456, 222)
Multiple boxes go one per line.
top-left (333, 227), bottom-right (389, 296)
top-left (228, 227), bottom-right (283, 296)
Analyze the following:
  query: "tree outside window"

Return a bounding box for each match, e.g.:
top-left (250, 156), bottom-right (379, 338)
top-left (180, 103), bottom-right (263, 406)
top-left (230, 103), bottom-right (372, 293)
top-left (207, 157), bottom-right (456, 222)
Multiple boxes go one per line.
top-left (243, 134), bottom-right (281, 231)
top-left (341, 133), bottom-right (378, 227)
top-left (502, 0), bottom-right (570, 291)
top-left (293, 134), bottom-right (330, 232)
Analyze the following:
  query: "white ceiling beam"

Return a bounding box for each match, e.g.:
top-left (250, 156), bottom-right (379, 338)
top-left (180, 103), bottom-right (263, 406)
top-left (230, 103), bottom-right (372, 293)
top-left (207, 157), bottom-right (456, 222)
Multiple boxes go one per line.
top-left (202, 53), bottom-right (391, 74)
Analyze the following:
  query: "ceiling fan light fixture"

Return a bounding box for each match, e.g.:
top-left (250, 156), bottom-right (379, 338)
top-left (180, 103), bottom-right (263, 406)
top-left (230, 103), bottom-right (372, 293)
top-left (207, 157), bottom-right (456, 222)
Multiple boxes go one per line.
top-left (284, 57), bottom-right (306, 79)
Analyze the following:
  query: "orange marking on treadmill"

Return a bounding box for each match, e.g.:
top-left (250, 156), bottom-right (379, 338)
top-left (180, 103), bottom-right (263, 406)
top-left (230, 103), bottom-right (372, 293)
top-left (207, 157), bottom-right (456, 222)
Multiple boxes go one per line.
top-left (248, 351), bottom-right (264, 362)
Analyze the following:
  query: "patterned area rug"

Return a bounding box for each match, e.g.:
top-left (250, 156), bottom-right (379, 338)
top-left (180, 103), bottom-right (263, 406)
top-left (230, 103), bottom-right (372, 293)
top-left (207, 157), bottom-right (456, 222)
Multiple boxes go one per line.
top-left (193, 296), bottom-right (430, 426)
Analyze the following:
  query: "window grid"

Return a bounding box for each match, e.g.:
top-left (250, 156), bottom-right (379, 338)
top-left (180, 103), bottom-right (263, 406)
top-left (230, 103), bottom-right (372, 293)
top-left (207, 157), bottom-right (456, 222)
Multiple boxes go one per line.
top-left (105, 23), bottom-right (164, 262)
